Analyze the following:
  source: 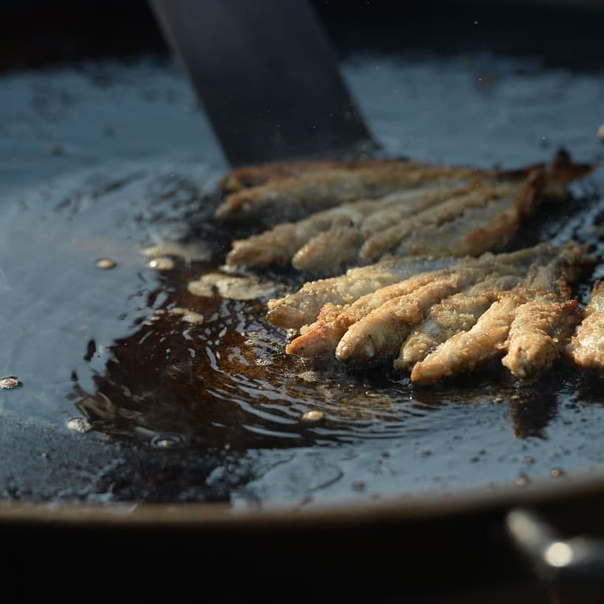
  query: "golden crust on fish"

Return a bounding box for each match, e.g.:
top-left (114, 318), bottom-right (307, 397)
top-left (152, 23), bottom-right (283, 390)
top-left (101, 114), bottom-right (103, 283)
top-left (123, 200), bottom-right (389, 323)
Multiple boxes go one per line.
top-left (410, 293), bottom-right (520, 383)
top-left (412, 259), bottom-right (583, 383)
top-left (220, 151), bottom-right (592, 276)
top-left (215, 162), bottom-right (490, 227)
top-left (266, 255), bottom-right (455, 330)
top-left (274, 242), bottom-right (593, 382)
top-left (395, 275), bottom-right (520, 371)
top-left (502, 297), bottom-right (580, 380)
top-left (268, 243), bottom-right (575, 331)
top-left (284, 266), bottom-right (462, 358)
top-left (212, 149), bottom-right (602, 383)
top-left (566, 280), bottom-right (604, 371)
top-left (218, 156), bottom-right (418, 193)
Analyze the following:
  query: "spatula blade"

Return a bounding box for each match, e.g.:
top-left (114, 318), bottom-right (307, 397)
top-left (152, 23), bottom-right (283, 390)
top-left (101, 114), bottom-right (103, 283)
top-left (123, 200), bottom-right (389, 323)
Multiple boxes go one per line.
top-left (149, 0), bottom-right (377, 166)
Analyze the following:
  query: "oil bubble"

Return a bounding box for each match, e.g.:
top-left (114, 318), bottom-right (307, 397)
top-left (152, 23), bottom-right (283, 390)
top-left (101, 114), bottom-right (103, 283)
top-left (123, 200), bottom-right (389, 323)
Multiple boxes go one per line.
top-left (0, 376), bottom-right (22, 389)
top-left (150, 432), bottom-right (186, 449)
top-left (169, 307), bottom-right (204, 324)
top-left (148, 256), bottom-right (175, 270)
top-left (67, 417), bottom-right (92, 433)
top-left (302, 410), bottom-right (324, 422)
top-left (96, 258), bottom-right (117, 269)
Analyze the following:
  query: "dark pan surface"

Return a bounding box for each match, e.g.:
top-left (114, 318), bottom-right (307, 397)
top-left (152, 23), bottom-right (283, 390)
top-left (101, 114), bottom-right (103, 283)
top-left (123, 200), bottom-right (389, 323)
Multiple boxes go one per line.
top-left (1, 1), bottom-right (604, 513)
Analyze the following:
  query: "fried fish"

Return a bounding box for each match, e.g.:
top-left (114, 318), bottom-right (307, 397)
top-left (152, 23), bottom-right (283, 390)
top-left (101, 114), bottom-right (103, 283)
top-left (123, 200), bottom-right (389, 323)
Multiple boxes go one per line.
top-left (220, 150), bottom-right (592, 276)
top-left (212, 149), bottom-right (599, 384)
top-left (567, 280), bottom-right (604, 371)
top-left (273, 241), bottom-right (592, 382)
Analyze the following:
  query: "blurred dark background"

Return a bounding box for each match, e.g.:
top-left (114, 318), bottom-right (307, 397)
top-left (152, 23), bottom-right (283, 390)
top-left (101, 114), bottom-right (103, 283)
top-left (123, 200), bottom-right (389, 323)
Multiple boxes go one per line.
top-left (1, 0), bottom-right (604, 73)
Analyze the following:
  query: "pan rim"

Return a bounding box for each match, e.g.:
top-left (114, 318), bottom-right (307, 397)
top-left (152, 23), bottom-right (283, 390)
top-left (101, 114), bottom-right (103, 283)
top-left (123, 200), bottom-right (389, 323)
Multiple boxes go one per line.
top-left (1, 467), bottom-right (603, 528)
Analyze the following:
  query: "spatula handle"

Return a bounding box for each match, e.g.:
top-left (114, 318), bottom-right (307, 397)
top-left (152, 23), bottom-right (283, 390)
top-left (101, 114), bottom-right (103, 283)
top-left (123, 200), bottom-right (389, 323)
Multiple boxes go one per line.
top-left (149, 0), bottom-right (377, 166)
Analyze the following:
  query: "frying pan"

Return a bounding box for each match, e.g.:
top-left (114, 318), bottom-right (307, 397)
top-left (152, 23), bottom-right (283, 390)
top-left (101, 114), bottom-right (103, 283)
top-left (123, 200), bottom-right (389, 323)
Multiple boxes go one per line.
top-left (2, 1), bottom-right (604, 601)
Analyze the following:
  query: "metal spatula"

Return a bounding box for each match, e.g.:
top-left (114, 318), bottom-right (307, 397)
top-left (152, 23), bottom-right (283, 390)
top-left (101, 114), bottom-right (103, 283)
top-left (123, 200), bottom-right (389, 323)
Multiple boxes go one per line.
top-left (148, 0), bottom-right (377, 167)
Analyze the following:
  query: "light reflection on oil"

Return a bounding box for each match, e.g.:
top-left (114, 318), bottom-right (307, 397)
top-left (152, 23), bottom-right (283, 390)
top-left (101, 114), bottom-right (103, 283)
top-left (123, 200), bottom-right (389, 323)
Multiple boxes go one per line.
top-left (2, 56), bottom-right (604, 505)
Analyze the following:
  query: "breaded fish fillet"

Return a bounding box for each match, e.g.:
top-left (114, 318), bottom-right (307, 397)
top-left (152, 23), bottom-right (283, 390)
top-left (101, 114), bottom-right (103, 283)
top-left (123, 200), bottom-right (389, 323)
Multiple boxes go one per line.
top-left (395, 274), bottom-right (522, 370)
top-left (567, 280), bottom-right (604, 371)
top-left (266, 255), bottom-right (455, 330)
top-left (268, 243), bottom-right (573, 332)
top-left (501, 261), bottom-right (581, 380)
top-left (218, 156), bottom-right (418, 193)
top-left (225, 199), bottom-right (378, 269)
top-left (215, 163), bottom-right (489, 226)
top-left (214, 149), bottom-right (596, 384)
top-left (221, 151), bottom-right (592, 275)
top-left (502, 297), bottom-right (580, 380)
top-left (410, 292), bottom-right (521, 383)
top-left (333, 267), bottom-right (492, 363)
top-left (277, 242), bottom-right (591, 382)
top-left (291, 223), bottom-right (366, 275)
top-left (358, 181), bottom-right (524, 262)
top-left (410, 248), bottom-right (589, 383)
top-left (285, 267), bottom-right (456, 358)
